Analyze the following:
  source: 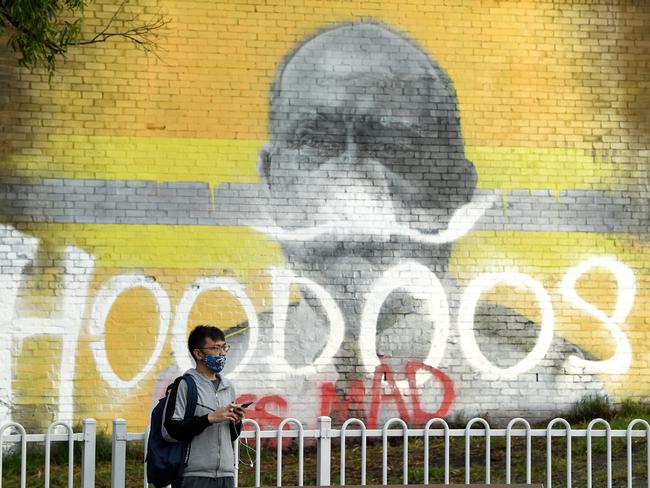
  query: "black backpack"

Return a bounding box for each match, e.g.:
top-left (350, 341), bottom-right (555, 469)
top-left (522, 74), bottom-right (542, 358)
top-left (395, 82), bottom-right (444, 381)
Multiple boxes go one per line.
top-left (146, 374), bottom-right (198, 488)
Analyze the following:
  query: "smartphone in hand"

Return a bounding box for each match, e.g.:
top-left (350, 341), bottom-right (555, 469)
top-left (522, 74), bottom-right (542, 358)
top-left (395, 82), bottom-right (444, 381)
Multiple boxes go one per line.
top-left (231, 401), bottom-right (253, 418)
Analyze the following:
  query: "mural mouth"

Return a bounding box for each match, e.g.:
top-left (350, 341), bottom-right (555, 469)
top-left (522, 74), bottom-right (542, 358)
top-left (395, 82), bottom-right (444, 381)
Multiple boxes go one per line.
top-left (253, 192), bottom-right (497, 243)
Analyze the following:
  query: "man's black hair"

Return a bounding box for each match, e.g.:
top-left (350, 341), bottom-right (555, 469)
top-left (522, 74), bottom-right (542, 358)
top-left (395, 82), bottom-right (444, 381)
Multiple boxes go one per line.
top-left (188, 325), bottom-right (226, 360)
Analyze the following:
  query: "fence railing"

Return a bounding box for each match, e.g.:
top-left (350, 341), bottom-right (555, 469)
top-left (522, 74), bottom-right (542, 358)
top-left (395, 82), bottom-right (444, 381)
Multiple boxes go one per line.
top-left (1, 416), bottom-right (649, 488)
top-left (0, 418), bottom-right (96, 488)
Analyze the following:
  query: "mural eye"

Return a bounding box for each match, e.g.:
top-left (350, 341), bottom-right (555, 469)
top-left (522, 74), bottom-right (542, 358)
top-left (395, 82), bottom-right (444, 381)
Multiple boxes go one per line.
top-left (362, 139), bottom-right (418, 162)
top-left (294, 129), bottom-right (343, 156)
top-left (295, 129), bottom-right (316, 147)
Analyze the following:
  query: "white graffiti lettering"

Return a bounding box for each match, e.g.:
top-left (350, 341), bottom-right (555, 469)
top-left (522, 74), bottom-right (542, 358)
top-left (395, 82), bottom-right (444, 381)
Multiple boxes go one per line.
top-left (172, 277), bottom-right (260, 374)
top-left (560, 256), bottom-right (635, 375)
top-left (90, 275), bottom-right (170, 389)
top-left (0, 223), bottom-right (637, 421)
top-left (457, 272), bottom-right (555, 379)
top-left (271, 268), bottom-right (345, 373)
top-left (359, 261), bottom-right (450, 373)
top-left (0, 234), bottom-right (92, 423)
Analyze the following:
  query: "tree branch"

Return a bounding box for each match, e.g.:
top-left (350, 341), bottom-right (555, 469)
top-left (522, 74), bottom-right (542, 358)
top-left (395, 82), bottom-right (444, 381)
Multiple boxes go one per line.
top-left (74, 14), bottom-right (168, 54)
top-left (0, 0), bottom-right (169, 74)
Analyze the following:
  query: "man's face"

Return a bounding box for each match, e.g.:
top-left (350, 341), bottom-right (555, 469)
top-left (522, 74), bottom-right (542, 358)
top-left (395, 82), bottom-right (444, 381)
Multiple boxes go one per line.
top-left (194, 337), bottom-right (228, 361)
top-left (262, 26), bottom-right (475, 248)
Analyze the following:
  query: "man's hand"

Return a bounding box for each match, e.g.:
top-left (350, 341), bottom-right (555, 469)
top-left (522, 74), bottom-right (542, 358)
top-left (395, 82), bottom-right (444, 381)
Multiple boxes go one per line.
top-left (207, 405), bottom-right (239, 424)
top-left (232, 404), bottom-right (246, 422)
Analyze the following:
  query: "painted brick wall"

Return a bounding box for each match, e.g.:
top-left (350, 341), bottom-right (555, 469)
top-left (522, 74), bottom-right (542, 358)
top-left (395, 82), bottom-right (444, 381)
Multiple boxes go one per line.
top-left (0, 0), bottom-right (649, 431)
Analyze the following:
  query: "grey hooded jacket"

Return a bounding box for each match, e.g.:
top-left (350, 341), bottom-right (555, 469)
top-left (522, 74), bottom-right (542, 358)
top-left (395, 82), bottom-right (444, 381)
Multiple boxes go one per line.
top-left (162, 368), bottom-right (238, 478)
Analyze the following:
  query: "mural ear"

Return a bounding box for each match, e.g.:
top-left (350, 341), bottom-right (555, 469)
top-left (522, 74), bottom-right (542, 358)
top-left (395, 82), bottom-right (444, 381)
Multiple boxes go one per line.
top-left (257, 144), bottom-right (272, 187)
top-left (443, 156), bottom-right (477, 211)
top-left (461, 157), bottom-right (478, 205)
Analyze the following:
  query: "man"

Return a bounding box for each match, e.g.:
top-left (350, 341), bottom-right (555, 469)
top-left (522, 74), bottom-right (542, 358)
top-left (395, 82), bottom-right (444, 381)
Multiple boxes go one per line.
top-left (234, 21), bottom-right (604, 420)
top-left (163, 325), bottom-right (244, 488)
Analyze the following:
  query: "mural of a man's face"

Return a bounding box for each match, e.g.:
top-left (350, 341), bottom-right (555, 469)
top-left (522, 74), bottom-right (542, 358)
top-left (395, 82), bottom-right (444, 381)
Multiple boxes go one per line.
top-left (247, 22), bottom-right (604, 414)
top-left (253, 22), bottom-right (480, 389)
top-left (260, 23), bottom-right (476, 256)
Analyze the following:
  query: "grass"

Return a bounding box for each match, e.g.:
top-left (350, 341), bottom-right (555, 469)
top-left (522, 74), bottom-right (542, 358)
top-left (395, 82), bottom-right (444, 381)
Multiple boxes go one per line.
top-left (3, 395), bottom-right (650, 487)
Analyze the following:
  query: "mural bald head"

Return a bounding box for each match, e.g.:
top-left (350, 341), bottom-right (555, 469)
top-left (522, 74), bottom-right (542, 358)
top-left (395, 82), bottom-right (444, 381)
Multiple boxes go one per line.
top-left (260, 22), bottom-right (476, 241)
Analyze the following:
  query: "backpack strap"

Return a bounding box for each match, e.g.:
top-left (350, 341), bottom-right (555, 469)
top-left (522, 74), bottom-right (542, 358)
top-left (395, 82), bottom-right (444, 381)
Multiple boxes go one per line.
top-left (173, 374), bottom-right (199, 472)
top-left (163, 376), bottom-right (185, 426)
top-left (181, 374), bottom-right (198, 419)
top-left (163, 374), bottom-right (199, 427)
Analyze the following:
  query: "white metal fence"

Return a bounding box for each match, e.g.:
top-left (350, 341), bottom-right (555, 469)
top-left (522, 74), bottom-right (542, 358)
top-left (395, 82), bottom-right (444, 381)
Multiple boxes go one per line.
top-left (0, 416), bottom-right (649, 487)
top-left (0, 419), bottom-right (96, 488)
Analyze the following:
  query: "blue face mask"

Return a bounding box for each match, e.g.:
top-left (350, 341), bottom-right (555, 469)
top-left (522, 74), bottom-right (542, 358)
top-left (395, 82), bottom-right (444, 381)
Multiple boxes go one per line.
top-left (203, 354), bottom-right (226, 373)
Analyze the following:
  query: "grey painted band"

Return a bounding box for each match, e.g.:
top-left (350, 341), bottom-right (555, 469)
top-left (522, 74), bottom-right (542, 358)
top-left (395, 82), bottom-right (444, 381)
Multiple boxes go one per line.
top-left (0, 177), bottom-right (646, 234)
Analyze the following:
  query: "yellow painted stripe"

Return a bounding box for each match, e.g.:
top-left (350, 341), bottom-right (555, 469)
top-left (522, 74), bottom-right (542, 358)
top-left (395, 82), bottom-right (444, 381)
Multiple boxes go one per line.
top-left (1, 136), bottom-right (262, 187)
top-left (466, 146), bottom-right (616, 192)
top-left (1, 136), bottom-right (616, 193)
top-left (450, 231), bottom-right (645, 280)
top-left (18, 223), bottom-right (283, 270)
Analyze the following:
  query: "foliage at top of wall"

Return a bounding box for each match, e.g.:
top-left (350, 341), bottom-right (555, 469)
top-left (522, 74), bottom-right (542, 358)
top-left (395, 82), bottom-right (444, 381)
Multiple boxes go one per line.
top-left (0, 0), bottom-right (167, 77)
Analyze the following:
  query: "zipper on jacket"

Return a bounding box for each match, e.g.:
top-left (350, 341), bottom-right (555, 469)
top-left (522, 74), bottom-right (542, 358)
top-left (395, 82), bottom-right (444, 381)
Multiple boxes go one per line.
top-left (214, 383), bottom-right (221, 474)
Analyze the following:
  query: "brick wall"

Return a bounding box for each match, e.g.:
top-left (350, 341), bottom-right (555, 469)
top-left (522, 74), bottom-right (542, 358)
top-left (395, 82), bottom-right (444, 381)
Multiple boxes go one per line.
top-left (0, 0), bottom-right (649, 430)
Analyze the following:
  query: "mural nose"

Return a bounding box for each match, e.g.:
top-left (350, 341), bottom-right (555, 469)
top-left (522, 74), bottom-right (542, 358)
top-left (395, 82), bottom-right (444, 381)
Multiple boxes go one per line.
top-left (320, 156), bottom-right (397, 227)
top-left (343, 131), bottom-right (359, 162)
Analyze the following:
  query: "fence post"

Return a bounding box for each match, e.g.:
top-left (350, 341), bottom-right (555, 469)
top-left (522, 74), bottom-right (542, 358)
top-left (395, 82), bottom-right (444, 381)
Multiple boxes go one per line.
top-left (316, 416), bottom-right (332, 486)
top-left (111, 419), bottom-right (128, 488)
top-left (81, 418), bottom-right (96, 488)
